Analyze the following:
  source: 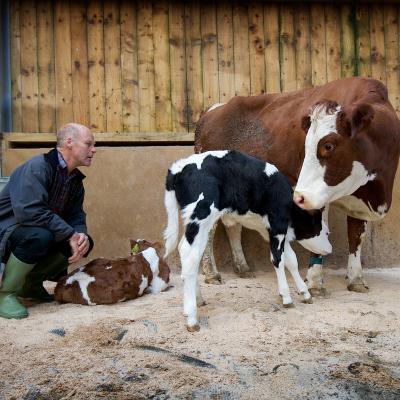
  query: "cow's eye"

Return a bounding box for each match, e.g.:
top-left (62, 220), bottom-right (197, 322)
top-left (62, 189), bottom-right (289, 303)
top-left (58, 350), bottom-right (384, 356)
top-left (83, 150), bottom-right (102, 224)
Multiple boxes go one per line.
top-left (324, 143), bottom-right (335, 152)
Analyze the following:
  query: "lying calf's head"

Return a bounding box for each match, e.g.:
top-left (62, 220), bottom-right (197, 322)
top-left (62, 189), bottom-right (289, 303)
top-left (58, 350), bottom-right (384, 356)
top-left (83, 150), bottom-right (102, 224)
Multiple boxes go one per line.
top-left (290, 205), bottom-right (332, 255)
top-left (130, 239), bottom-right (170, 288)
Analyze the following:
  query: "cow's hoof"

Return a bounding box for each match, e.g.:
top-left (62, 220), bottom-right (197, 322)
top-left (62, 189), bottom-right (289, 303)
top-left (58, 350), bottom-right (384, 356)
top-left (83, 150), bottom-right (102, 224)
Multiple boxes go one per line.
top-left (204, 274), bottom-right (222, 285)
top-left (187, 324), bottom-right (200, 332)
top-left (347, 283), bottom-right (369, 293)
top-left (239, 271), bottom-right (255, 278)
top-left (309, 287), bottom-right (329, 298)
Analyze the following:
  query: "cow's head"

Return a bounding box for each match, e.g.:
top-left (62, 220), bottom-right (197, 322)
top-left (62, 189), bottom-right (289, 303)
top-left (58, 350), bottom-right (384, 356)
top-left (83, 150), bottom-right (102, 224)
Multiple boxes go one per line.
top-left (293, 100), bottom-right (376, 209)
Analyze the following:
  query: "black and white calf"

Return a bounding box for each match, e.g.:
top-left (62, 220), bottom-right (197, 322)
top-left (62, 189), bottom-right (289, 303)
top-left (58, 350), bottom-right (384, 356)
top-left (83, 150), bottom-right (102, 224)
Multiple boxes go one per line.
top-left (164, 150), bottom-right (332, 331)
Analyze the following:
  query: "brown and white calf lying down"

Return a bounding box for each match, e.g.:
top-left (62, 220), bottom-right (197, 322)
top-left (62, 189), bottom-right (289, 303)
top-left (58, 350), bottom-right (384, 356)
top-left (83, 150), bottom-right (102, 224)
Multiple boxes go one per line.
top-left (54, 240), bottom-right (170, 305)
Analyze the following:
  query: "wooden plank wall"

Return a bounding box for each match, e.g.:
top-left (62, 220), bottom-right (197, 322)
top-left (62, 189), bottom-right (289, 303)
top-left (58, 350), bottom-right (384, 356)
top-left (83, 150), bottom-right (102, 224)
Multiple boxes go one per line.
top-left (10, 1), bottom-right (400, 135)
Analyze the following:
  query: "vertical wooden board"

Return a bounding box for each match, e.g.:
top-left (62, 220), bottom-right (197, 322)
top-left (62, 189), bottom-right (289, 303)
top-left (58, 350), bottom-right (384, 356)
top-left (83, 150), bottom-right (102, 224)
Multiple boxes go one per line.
top-left (310, 4), bottom-right (327, 86)
top-left (153, 0), bottom-right (172, 131)
top-left (104, 1), bottom-right (122, 133)
top-left (248, 3), bottom-right (265, 95)
top-left (137, 1), bottom-right (155, 132)
top-left (120, 2), bottom-right (139, 132)
top-left (294, 3), bottom-right (311, 90)
top-left (169, 3), bottom-right (187, 132)
top-left (216, 3), bottom-right (235, 102)
top-left (340, 4), bottom-right (356, 78)
top-left (20, 0), bottom-right (39, 132)
top-left (384, 5), bottom-right (400, 114)
top-left (280, 4), bottom-right (296, 92)
top-left (356, 5), bottom-right (371, 78)
top-left (70, 1), bottom-right (89, 127)
top-left (37, 0), bottom-right (55, 133)
top-left (325, 4), bottom-right (341, 82)
top-left (370, 4), bottom-right (386, 83)
top-left (185, 3), bottom-right (203, 129)
top-left (54, 2), bottom-right (73, 128)
top-left (87, 1), bottom-right (106, 132)
top-left (233, 3), bottom-right (250, 96)
top-left (10, 1), bottom-right (22, 132)
top-left (201, 3), bottom-right (219, 108)
top-left (264, 4), bottom-right (280, 93)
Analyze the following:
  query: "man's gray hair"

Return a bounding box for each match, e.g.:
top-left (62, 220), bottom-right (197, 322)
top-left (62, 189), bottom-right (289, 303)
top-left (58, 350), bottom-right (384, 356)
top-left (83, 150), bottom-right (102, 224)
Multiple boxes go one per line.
top-left (56, 124), bottom-right (81, 147)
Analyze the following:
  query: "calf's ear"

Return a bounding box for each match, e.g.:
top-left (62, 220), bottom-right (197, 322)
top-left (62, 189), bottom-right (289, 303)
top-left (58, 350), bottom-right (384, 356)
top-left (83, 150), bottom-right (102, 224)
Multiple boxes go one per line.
top-left (301, 115), bottom-right (311, 133)
top-left (351, 103), bottom-right (374, 135)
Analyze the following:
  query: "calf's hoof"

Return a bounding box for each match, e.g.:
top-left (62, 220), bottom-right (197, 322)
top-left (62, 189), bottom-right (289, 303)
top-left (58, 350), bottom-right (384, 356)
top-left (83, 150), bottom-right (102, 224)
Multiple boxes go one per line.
top-left (347, 283), bottom-right (369, 293)
top-left (204, 274), bottom-right (222, 285)
top-left (309, 287), bottom-right (329, 298)
top-left (283, 302), bottom-right (295, 309)
top-left (301, 296), bottom-right (313, 304)
top-left (238, 270), bottom-right (255, 278)
top-left (187, 324), bottom-right (200, 332)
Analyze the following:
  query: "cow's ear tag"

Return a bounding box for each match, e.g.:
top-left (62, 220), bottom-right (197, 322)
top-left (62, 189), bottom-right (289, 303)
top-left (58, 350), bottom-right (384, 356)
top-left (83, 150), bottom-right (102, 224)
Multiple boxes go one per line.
top-left (131, 243), bottom-right (140, 254)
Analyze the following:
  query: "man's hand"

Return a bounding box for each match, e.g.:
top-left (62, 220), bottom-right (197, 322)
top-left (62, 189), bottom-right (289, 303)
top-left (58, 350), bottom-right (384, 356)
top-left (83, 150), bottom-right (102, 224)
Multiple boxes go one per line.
top-left (68, 232), bottom-right (89, 263)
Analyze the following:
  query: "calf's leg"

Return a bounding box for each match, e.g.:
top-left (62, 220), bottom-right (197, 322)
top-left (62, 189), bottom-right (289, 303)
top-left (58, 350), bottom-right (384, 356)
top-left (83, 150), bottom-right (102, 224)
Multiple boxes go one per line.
top-left (269, 231), bottom-right (292, 307)
top-left (180, 214), bottom-right (220, 331)
top-left (284, 241), bottom-right (312, 303)
top-left (346, 217), bottom-right (368, 292)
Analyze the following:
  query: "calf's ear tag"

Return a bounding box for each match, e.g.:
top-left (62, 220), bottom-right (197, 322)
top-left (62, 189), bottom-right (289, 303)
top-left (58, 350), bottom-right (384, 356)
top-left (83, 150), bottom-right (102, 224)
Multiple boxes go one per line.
top-left (131, 243), bottom-right (140, 254)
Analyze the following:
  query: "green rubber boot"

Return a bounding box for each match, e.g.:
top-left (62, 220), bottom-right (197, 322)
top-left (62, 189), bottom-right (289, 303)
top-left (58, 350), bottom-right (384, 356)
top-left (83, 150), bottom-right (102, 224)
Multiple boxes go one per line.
top-left (0, 253), bottom-right (35, 319)
top-left (18, 252), bottom-right (68, 302)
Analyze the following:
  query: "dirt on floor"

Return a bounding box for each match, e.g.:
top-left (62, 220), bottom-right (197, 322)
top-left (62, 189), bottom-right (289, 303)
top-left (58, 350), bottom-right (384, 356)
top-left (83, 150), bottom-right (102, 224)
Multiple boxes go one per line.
top-left (0, 265), bottom-right (400, 400)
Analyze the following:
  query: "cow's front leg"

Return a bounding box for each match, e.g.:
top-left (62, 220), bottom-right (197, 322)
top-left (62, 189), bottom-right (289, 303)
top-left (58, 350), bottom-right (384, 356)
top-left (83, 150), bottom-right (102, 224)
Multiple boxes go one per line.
top-left (347, 216), bottom-right (368, 292)
top-left (224, 223), bottom-right (253, 277)
top-left (200, 223), bottom-right (222, 284)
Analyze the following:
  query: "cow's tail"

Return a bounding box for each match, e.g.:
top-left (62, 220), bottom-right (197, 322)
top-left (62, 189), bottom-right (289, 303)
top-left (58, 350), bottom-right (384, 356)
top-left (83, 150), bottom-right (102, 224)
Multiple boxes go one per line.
top-left (163, 171), bottom-right (179, 258)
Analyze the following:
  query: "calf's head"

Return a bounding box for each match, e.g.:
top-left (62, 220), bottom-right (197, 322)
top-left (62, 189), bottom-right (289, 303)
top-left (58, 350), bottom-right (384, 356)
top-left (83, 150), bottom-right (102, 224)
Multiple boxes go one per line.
top-left (290, 205), bottom-right (332, 255)
top-left (294, 100), bottom-right (376, 210)
top-left (130, 239), bottom-right (170, 287)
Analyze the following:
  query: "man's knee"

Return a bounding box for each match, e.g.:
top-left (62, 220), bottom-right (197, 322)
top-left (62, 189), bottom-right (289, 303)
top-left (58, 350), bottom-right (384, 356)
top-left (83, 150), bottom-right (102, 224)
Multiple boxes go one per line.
top-left (8, 227), bottom-right (55, 264)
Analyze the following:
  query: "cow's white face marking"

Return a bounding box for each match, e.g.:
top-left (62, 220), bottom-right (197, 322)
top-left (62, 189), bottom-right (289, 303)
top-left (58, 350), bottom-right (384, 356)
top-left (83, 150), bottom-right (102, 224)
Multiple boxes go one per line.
top-left (66, 271), bottom-right (96, 305)
top-left (264, 163), bottom-right (278, 177)
top-left (207, 103), bottom-right (225, 112)
top-left (170, 151), bottom-right (228, 174)
top-left (298, 219), bottom-right (332, 255)
top-left (138, 275), bottom-right (148, 295)
top-left (295, 105), bottom-right (376, 209)
top-left (105, 265), bottom-right (112, 270)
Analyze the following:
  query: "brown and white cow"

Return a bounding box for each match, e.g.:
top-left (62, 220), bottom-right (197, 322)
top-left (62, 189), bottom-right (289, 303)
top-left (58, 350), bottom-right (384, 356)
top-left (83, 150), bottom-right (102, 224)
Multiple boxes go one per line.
top-left (54, 240), bottom-right (170, 305)
top-left (195, 77), bottom-right (400, 294)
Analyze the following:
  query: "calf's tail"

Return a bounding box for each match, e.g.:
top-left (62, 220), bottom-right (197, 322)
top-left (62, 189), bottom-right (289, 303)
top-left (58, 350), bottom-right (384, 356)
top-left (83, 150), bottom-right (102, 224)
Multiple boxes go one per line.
top-left (163, 171), bottom-right (179, 258)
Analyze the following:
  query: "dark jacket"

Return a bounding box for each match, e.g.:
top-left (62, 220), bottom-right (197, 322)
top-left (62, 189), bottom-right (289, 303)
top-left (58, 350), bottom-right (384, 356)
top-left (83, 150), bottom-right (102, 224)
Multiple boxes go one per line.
top-left (0, 149), bottom-right (87, 262)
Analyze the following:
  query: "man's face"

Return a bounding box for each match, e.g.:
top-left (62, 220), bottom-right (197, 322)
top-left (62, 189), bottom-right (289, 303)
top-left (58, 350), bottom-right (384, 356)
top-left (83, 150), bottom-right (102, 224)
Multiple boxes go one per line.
top-left (71, 128), bottom-right (96, 167)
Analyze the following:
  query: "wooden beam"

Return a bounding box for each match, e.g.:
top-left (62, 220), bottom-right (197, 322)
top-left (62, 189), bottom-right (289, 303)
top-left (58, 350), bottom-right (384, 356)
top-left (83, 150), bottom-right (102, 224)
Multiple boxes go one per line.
top-left (1, 132), bottom-right (195, 148)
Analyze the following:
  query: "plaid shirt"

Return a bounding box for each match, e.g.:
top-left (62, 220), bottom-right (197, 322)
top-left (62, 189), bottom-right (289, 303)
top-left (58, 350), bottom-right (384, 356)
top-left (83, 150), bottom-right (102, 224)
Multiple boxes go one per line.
top-left (47, 152), bottom-right (82, 217)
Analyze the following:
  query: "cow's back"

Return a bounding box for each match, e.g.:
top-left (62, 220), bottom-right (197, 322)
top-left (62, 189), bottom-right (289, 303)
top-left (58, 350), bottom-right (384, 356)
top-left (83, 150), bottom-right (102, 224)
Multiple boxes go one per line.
top-left (195, 77), bottom-right (399, 186)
